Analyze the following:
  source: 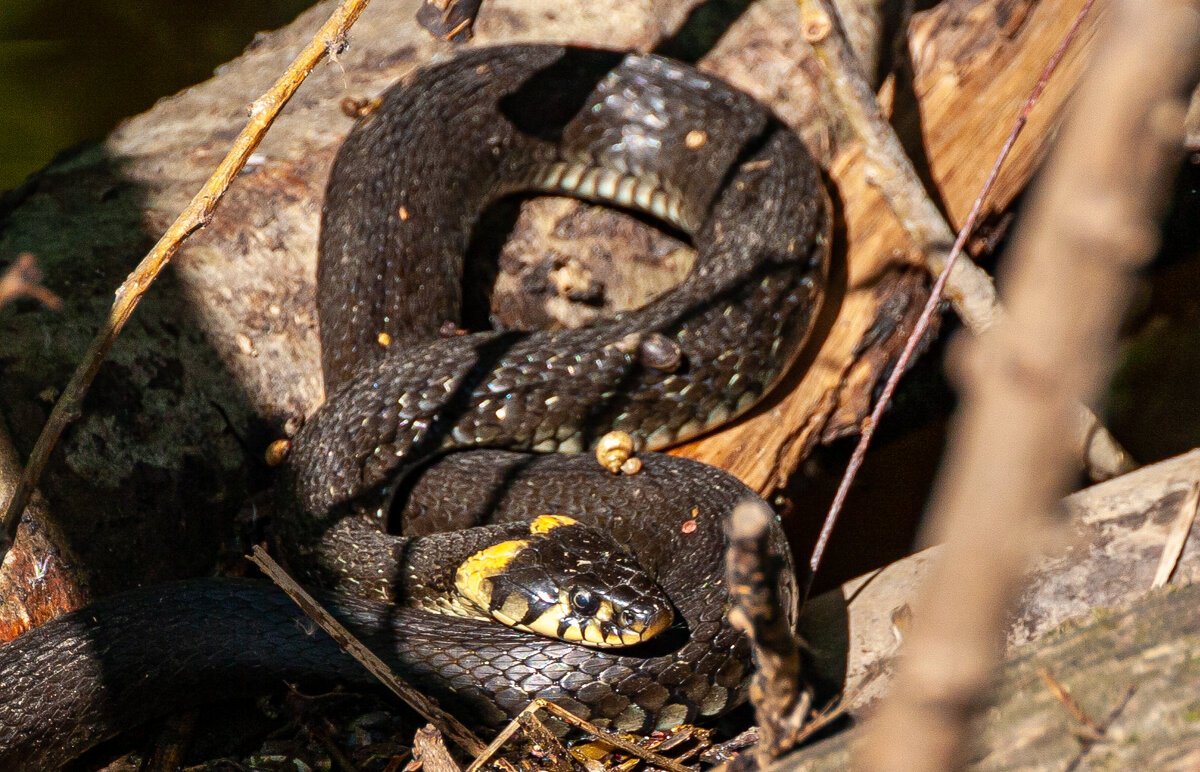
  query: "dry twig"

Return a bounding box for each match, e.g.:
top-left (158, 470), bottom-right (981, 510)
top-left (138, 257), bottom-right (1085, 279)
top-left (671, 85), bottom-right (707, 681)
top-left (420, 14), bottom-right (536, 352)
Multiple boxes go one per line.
top-left (0, 0), bottom-right (375, 546)
top-left (855, 2), bottom-right (1200, 769)
top-left (795, 0), bottom-right (1133, 484)
top-left (1038, 668), bottom-right (1104, 739)
top-left (249, 546), bottom-right (488, 757)
top-left (1040, 669), bottom-right (1136, 771)
top-left (465, 698), bottom-right (694, 772)
top-left (724, 500), bottom-right (810, 766)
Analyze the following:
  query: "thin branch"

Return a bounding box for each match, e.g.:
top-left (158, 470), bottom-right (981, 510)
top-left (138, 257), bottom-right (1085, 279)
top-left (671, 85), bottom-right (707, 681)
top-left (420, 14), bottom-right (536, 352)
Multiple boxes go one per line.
top-left (795, 0), bottom-right (1134, 484)
top-left (1038, 668), bottom-right (1104, 738)
top-left (249, 546), bottom-right (488, 756)
top-left (0, 0), bottom-right (375, 545)
top-left (855, 1), bottom-right (1200, 768)
top-left (724, 500), bottom-right (811, 766)
top-left (806, 0), bottom-right (1101, 583)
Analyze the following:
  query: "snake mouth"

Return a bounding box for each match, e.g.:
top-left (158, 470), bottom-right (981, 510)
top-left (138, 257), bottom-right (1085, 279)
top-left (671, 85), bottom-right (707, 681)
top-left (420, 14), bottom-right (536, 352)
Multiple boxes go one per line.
top-left (454, 515), bottom-right (675, 648)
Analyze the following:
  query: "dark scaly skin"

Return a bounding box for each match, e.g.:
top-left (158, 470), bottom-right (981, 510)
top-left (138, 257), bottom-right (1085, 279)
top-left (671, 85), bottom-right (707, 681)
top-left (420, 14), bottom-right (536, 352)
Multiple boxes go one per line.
top-left (280, 41), bottom-right (825, 731)
top-left (0, 45), bottom-right (827, 767)
top-left (0, 454), bottom-right (796, 768)
top-left (287, 45), bottom-right (829, 524)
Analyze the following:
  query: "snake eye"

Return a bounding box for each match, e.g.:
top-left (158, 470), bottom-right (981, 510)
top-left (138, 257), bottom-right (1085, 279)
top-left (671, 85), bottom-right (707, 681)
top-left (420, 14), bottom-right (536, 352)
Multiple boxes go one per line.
top-left (569, 587), bottom-right (599, 615)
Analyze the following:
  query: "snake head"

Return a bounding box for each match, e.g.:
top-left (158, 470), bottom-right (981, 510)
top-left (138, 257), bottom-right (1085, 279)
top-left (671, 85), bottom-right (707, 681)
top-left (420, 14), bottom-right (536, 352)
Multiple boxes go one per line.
top-left (454, 514), bottom-right (674, 647)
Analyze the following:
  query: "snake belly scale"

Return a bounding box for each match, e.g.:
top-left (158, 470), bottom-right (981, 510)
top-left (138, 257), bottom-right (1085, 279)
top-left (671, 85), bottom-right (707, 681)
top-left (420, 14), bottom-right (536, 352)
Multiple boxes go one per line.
top-left (0, 44), bottom-right (829, 767)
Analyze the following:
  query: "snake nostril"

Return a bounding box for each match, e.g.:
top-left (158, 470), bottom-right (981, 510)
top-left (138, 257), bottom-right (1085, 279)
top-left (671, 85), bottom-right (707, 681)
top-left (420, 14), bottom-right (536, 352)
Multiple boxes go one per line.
top-left (621, 600), bottom-right (663, 631)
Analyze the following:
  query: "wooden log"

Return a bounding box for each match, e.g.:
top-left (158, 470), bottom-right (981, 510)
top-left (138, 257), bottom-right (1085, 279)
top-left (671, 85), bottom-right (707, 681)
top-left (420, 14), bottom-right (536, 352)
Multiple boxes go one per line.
top-left (800, 449), bottom-right (1200, 712)
top-left (779, 580), bottom-right (1200, 770)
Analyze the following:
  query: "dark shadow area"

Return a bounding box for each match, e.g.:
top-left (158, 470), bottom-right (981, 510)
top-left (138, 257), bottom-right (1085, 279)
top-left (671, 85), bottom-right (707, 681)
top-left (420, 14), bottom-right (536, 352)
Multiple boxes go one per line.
top-left (498, 49), bottom-right (627, 138)
top-left (787, 322), bottom-right (956, 598)
top-left (0, 128), bottom-right (293, 771)
top-left (0, 148), bottom-right (272, 595)
top-left (1106, 153), bottom-right (1200, 463)
top-left (0, 0), bottom-right (312, 188)
top-left (652, 0), bottom-right (756, 63)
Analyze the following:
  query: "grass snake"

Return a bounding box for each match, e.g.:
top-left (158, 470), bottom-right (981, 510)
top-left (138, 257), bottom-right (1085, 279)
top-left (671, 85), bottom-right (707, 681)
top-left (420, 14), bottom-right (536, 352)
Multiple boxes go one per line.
top-left (0, 44), bottom-right (829, 767)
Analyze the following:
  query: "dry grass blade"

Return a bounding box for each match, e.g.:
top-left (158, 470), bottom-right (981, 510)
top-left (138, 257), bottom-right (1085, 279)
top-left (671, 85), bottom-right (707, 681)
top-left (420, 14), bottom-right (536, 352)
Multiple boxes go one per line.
top-left (249, 546), bottom-right (488, 757)
top-left (0, 0), bottom-right (375, 547)
top-left (465, 699), bottom-right (695, 772)
top-left (1151, 482), bottom-right (1200, 588)
top-left (1038, 668), bottom-right (1103, 738)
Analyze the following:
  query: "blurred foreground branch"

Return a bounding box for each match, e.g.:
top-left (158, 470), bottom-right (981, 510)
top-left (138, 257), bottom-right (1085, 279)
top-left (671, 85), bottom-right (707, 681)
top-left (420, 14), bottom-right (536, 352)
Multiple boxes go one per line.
top-left (856, 2), bottom-right (1200, 769)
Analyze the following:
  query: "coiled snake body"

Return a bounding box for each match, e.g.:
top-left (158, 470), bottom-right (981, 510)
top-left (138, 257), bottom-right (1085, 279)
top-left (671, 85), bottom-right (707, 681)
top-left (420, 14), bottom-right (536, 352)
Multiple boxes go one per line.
top-left (0, 45), bottom-right (828, 767)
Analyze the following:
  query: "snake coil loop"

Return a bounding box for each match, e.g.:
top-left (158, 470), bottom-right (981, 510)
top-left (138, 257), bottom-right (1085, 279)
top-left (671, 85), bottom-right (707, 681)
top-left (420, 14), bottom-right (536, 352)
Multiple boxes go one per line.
top-left (0, 44), bottom-right (829, 768)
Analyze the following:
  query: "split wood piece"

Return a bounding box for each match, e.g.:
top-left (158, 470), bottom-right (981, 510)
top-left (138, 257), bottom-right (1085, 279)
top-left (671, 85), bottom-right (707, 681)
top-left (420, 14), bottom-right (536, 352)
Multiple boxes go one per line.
top-left (248, 545), bottom-right (488, 757)
top-left (672, 0), bottom-right (1128, 493)
top-left (0, 426), bottom-right (87, 640)
top-left (412, 725), bottom-right (465, 772)
top-left (795, 0), bottom-right (1131, 482)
